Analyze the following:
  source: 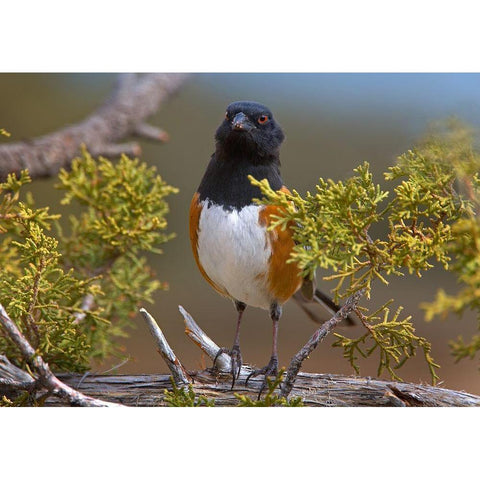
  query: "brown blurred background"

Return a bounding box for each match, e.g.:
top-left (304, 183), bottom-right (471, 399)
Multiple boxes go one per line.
top-left (1, 73), bottom-right (479, 394)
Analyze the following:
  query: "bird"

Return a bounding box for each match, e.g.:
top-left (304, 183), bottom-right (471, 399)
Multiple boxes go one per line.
top-left (189, 100), bottom-right (354, 393)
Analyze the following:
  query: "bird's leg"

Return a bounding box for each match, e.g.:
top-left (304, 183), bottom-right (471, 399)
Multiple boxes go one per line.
top-left (246, 303), bottom-right (281, 399)
top-left (213, 300), bottom-right (246, 388)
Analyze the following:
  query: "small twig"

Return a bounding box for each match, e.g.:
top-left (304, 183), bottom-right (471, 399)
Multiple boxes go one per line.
top-left (100, 356), bottom-right (131, 374)
top-left (0, 304), bottom-right (122, 407)
top-left (0, 354), bottom-right (36, 393)
top-left (139, 308), bottom-right (191, 386)
top-left (178, 305), bottom-right (232, 373)
top-left (73, 293), bottom-right (95, 324)
top-left (24, 258), bottom-right (44, 346)
top-left (91, 142), bottom-right (142, 158)
top-left (281, 289), bottom-right (365, 398)
top-left (134, 123), bottom-right (170, 143)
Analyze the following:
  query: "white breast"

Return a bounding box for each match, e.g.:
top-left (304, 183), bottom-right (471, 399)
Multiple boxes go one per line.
top-left (197, 201), bottom-right (273, 309)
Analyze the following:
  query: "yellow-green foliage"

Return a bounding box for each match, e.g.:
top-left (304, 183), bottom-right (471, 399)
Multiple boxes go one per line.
top-left (251, 118), bottom-right (480, 381)
top-left (0, 149), bottom-right (177, 372)
top-left (55, 149), bottom-right (178, 362)
top-left (418, 120), bottom-right (480, 365)
top-left (0, 171), bottom-right (97, 370)
top-left (162, 370), bottom-right (303, 406)
top-left (235, 370), bottom-right (303, 406)
top-left (163, 379), bottom-right (216, 407)
top-left (333, 302), bottom-right (438, 382)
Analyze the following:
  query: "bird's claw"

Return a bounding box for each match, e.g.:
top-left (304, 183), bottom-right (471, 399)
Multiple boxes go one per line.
top-left (213, 344), bottom-right (243, 389)
top-left (245, 355), bottom-right (279, 400)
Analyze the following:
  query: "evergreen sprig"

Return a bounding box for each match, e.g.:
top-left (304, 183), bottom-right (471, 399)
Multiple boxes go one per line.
top-left (54, 148), bottom-right (178, 362)
top-left (250, 118), bottom-right (479, 381)
top-left (333, 302), bottom-right (439, 382)
top-left (234, 369), bottom-right (304, 406)
top-left (418, 120), bottom-right (480, 366)
top-left (0, 149), bottom-right (177, 372)
top-left (163, 378), bottom-right (215, 406)
top-left (0, 173), bottom-right (99, 371)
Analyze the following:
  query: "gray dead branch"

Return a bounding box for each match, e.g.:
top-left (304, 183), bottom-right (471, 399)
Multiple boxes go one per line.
top-left (0, 73), bottom-right (190, 180)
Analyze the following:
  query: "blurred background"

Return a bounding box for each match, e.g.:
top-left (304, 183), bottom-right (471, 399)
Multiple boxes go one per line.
top-left (1, 73), bottom-right (480, 394)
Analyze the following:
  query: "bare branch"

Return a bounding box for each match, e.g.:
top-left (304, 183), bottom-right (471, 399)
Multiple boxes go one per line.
top-left (0, 304), bottom-right (123, 406)
top-left (281, 289), bottom-right (365, 398)
top-left (90, 142), bottom-right (142, 158)
top-left (179, 305), bottom-right (233, 373)
top-left (45, 371), bottom-right (480, 407)
top-left (3, 301), bottom-right (480, 407)
top-left (73, 293), bottom-right (95, 324)
top-left (0, 73), bottom-right (190, 180)
top-left (134, 123), bottom-right (170, 143)
top-left (140, 308), bottom-right (191, 385)
top-left (0, 354), bottom-right (36, 394)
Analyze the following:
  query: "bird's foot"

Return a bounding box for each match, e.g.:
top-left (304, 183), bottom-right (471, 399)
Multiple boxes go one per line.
top-left (213, 344), bottom-right (243, 389)
top-left (245, 355), bottom-right (279, 400)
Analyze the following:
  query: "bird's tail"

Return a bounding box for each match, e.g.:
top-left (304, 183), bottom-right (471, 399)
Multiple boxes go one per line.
top-left (292, 281), bottom-right (356, 326)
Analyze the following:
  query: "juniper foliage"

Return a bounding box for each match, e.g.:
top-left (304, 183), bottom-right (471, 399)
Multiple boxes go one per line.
top-left (250, 118), bottom-right (480, 381)
top-left (235, 369), bottom-right (304, 406)
top-left (0, 148), bottom-right (177, 372)
top-left (163, 378), bottom-right (216, 407)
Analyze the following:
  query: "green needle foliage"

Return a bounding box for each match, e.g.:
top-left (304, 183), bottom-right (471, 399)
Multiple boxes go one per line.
top-left (332, 302), bottom-right (438, 382)
top-left (162, 370), bottom-right (303, 406)
top-left (235, 370), bottom-right (303, 406)
top-left (55, 148), bottom-right (178, 362)
top-left (0, 170), bottom-right (96, 370)
top-left (418, 120), bottom-right (480, 366)
top-left (250, 118), bottom-right (480, 382)
top-left (163, 378), bottom-right (216, 407)
top-left (0, 148), bottom-right (177, 372)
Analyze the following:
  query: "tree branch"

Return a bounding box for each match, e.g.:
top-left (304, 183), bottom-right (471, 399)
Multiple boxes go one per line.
top-left (42, 371), bottom-right (480, 407)
top-left (140, 308), bottom-right (191, 386)
top-left (0, 354), bottom-right (36, 395)
top-left (0, 73), bottom-right (190, 180)
top-left (179, 305), bottom-right (234, 373)
top-left (281, 289), bottom-right (365, 398)
top-left (0, 304), bottom-right (122, 406)
top-left (2, 301), bottom-right (480, 406)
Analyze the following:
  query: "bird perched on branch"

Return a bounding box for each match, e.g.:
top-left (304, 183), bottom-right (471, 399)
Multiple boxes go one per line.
top-left (189, 101), bottom-right (354, 393)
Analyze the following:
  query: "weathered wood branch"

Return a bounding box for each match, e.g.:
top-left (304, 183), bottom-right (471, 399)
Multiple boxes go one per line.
top-left (0, 73), bottom-right (190, 180)
top-left (39, 371), bottom-right (480, 407)
top-left (0, 354), bottom-right (36, 394)
top-left (180, 305), bottom-right (233, 372)
top-left (139, 308), bottom-right (191, 385)
top-left (0, 304), bottom-right (122, 406)
top-left (2, 301), bottom-right (480, 406)
top-left (281, 289), bottom-right (364, 397)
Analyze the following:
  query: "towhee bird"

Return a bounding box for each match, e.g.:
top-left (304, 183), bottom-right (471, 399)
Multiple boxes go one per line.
top-left (189, 101), bottom-right (353, 392)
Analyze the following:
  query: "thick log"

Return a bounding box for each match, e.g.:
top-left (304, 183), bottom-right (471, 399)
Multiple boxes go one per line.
top-left (42, 370), bottom-right (480, 407)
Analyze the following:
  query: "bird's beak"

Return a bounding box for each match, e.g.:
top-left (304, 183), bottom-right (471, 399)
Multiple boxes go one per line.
top-left (232, 112), bottom-right (253, 132)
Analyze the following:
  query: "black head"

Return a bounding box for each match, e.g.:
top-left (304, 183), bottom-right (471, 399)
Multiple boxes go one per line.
top-left (215, 101), bottom-right (285, 162)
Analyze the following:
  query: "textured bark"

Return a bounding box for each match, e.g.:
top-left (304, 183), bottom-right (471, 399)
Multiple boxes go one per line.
top-left (0, 73), bottom-right (190, 180)
top-left (0, 305), bottom-right (122, 407)
top-left (40, 370), bottom-right (480, 407)
top-left (281, 289), bottom-right (364, 397)
top-left (3, 301), bottom-right (480, 407)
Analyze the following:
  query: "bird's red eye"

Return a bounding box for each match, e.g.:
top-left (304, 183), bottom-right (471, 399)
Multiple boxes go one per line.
top-left (258, 115), bottom-right (269, 124)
